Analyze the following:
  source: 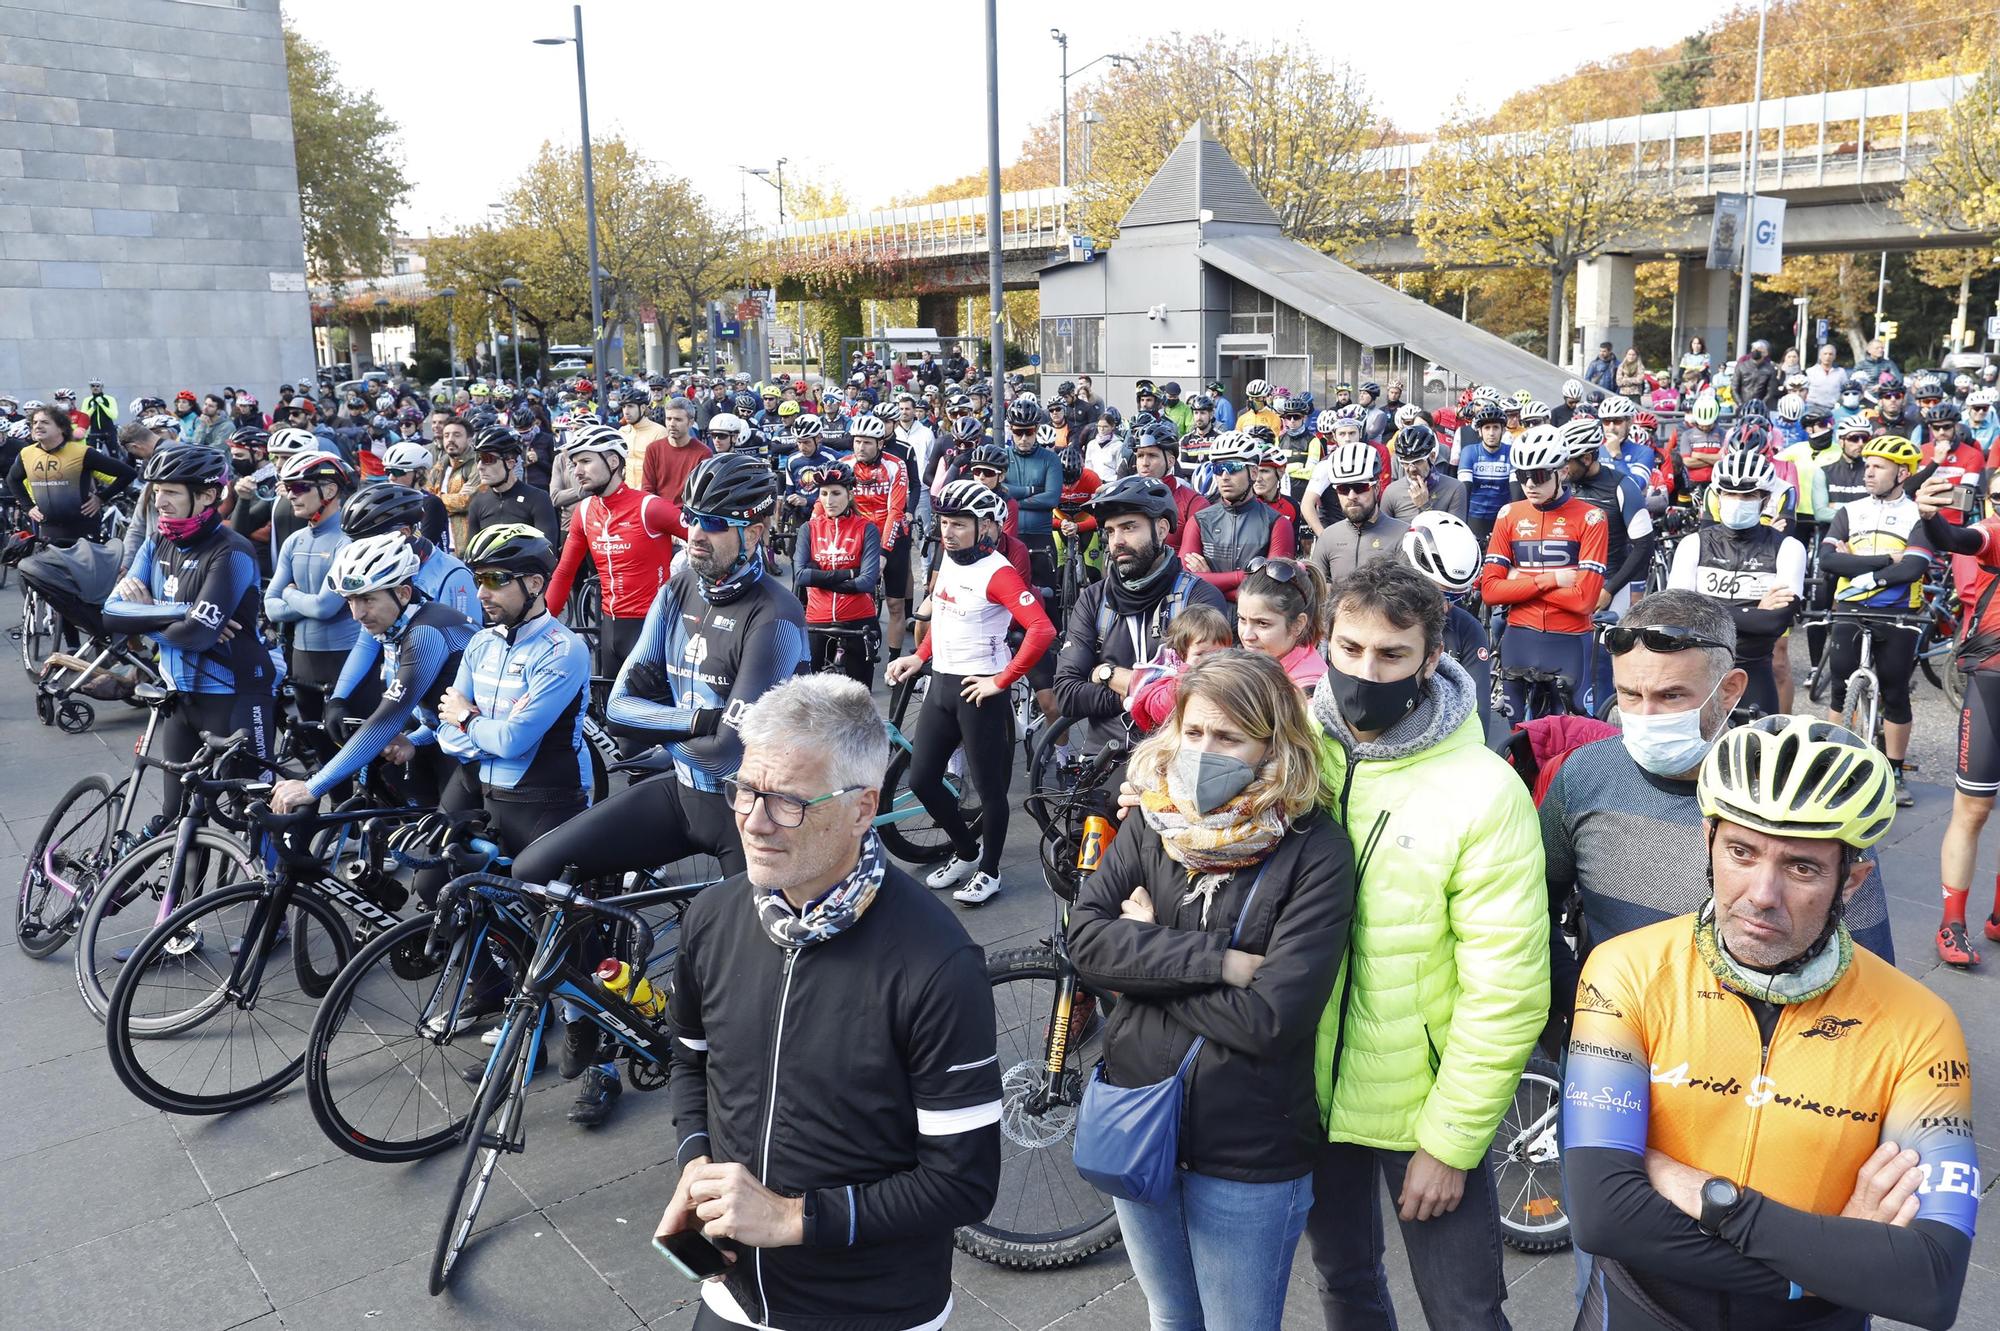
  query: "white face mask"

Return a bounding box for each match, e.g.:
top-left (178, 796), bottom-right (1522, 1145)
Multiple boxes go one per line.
top-left (1620, 675), bottom-right (1726, 777)
top-left (1718, 496), bottom-right (1764, 530)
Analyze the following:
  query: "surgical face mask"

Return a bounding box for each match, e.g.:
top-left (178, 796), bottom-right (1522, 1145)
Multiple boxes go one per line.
top-left (1718, 496), bottom-right (1764, 530)
top-left (1171, 746), bottom-right (1259, 815)
top-left (1620, 675), bottom-right (1726, 776)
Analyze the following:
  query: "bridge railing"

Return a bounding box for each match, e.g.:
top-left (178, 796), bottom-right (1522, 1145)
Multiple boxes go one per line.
top-left (765, 187), bottom-right (1076, 265)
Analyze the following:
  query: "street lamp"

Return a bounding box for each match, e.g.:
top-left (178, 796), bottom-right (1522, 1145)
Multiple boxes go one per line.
top-left (372, 295), bottom-right (390, 375)
top-left (535, 6), bottom-right (605, 419)
top-left (1049, 31), bottom-right (1129, 193)
top-left (1081, 110), bottom-right (1104, 180)
top-left (438, 286), bottom-right (459, 382)
top-left (1734, 0), bottom-right (1769, 365)
top-left (500, 277), bottom-right (524, 386)
top-left (746, 160), bottom-right (806, 379)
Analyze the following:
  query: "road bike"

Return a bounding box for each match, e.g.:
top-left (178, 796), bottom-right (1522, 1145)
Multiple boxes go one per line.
top-left (876, 669), bottom-right (986, 864)
top-left (1799, 600), bottom-right (1933, 750)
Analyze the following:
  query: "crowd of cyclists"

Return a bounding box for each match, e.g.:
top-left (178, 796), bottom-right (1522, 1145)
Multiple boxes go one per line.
top-left (4, 340), bottom-right (1996, 1330)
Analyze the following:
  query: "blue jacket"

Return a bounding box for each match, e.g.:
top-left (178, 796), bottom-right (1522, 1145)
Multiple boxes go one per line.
top-left (264, 512), bottom-right (359, 655)
top-left (436, 612), bottom-right (592, 797)
top-left (332, 544), bottom-right (476, 702)
top-left (1459, 439), bottom-right (1513, 519)
top-left (1004, 445), bottom-right (1064, 536)
top-left (107, 525), bottom-right (277, 698)
top-left (1585, 357), bottom-right (1619, 391)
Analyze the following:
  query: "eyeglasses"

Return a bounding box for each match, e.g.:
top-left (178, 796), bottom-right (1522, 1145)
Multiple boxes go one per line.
top-left (1244, 556), bottom-right (1301, 582)
top-left (1280, 413), bottom-right (1306, 423)
top-left (1517, 468), bottom-right (1560, 486)
top-left (1333, 482), bottom-right (1374, 496)
top-left (1603, 624), bottom-right (1733, 657)
top-left (473, 569), bottom-right (523, 590)
top-left (686, 509), bottom-right (752, 533)
top-left (1210, 460), bottom-right (1248, 475)
top-left (282, 480), bottom-right (324, 495)
top-left (723, 777), bottom-right (863, 829)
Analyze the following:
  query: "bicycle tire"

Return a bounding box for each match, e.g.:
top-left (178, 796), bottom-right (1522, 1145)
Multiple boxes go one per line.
top-left (1492, 1054), bottom-right (1569, 1253)
top-left (17, 774), bottom-right (115, 958)
top-left (1918, 620), bottom-right (1947, 694)
top-left (307, 914), bottom-right (531, 1164)
top-left (20, 587), bottom-right (52, 676)
top-left (105, 880), bottom-right (354, 1112)
top-left (954, 947), bottom-right (1120, 1270)
top-left (430, 1007), bottom-right (530, 1294)
top-left (73, 827), bottom-right (257, 1023)
top-left (1943, 653), bottom-right (1967, 711)
top-left (876, 748), bottom-right (983, 865)
top-left (1842, 670), bottom-right (1881, 749)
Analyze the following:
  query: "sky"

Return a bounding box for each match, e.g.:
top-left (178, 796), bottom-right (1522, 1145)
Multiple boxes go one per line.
top-left (282, 0), bottom-right (1730, 238)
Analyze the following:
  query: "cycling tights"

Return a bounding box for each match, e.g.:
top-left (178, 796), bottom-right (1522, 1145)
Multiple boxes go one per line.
top-left (1735, 651), bottom-right (1782, 720)
top-left (415, 771), bottom-right (587, 906)
top-left (511, 773), bottom-right (744, 887)
top-left (908, 666), bottom-right (1015, 876)
top-left (155, 690), bottom-right (275, 818)
top-left (288, 646), bottom-right (347, 768)
top-left (808, 619), bottom-right (876, 688)
top-left (1826, 620), bottom-right (1918, 725)
top-left (595, 615), bottom-right (647, 680)
top-left (1499, 625), bottom-right (1592, 723)
top-left (1956, 670), bottom-right (2000, 797)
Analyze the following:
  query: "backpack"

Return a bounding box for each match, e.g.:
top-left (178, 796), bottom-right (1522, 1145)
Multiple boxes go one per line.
top-left (1498, 714), bottom-right (1621, 808)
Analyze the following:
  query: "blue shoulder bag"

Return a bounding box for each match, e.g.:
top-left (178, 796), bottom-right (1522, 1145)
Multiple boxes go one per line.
top-left (1071, 863), bottom-right (1266, 1206)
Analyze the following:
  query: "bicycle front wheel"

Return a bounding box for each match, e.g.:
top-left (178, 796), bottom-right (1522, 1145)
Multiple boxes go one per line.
top-left (430, 1009), bottom-right (530, 1294)
top-left (74, 827), bottom-right (257, 1022)
top-left (1842, 670), bottom-right (1881, 748)
top-left (1491, 1054), bottom-right (1569, 1253)
top-left (307, 915), bottom-right (530, 1163)
top-left (17, 774), bottom-right (115, 958)
top-left (954, 947), bottom-right (1119, 1270)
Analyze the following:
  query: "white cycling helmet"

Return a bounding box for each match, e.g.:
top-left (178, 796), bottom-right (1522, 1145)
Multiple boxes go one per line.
top-left (1596, 395), bottom-right (1635, 421)
top-left (383, 441), bottom-right (432, 474)
top-left (277, 449), bottom-right (355, 487)
top-left (563, 420), bottom-right (629, 462)
top-left (1394, 403), bottom-right (1423, 427)
top-left (1688, 396), bottom-right (1721, 427)
top-left (1712, 450), bottom-right (1778, 494)
top-left (1561, 378), bottom-right (1586, 401)
top-left (1510, 425), bottom-right (1570, 473)
top-left (1205, 431), bottom-right (1260, 464)
top-left (141, 413), bottom-right (178, 432)
top-left (1521, 399), bottom-right (1552, 425)
top-left (324, 532), bottom-right (422, 597)
top-left (1245, 378), bottom-right (1272, 399)
top-left (1314, 408), bottom-right (1343, 435)
top-left (1322, 440), bottom-right (1380, 484)
top-left (1558, 414), bottom-right (1605, 458)
top-left (267, 425), bottom-right (322, 458)
top-left (1034, 423), bottom-right (1059, 449)
top-left (1401, 511), bottom-right (1482, 595)
top-left (1774, 393), bottom-right (1805, 423)
top-left (850, 413), bottom-right (888, 441)
top-left (934, 478), bottom-right (1006, 524)
top-left (705, 412), bottom-right (747, 439)
top-left (1968, 388), bottom-right (1997, 408)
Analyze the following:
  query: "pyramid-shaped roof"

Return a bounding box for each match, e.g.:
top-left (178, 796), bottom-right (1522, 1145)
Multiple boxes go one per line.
top-left (1118, 120), bottom-right (1283, 230)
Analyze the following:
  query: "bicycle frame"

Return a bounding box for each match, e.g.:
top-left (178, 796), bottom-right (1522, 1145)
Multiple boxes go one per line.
top-left (37, 701), bottom-right (169, 904)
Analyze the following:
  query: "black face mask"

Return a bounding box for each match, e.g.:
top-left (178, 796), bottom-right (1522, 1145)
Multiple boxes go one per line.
top-left (1328, 661), bottom-right (1427, 734)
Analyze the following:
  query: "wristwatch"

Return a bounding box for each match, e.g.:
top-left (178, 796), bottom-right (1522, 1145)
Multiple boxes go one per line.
top-left (1697, 1176), bottom-right (1744, 1237)
top-left (1092, 662), bottom-right (1116, 686)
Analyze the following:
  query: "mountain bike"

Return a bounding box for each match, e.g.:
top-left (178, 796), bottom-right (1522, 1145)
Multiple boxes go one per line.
top-left (955, 734), bottom-right (1129, 1270)
top-left (1489, 1053), bottom-right (1569, 1252)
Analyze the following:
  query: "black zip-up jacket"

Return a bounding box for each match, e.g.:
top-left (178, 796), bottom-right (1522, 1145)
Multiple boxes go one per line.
top-left (1068, 809), bottom-right (1354, 1181)
top-left (667, 865), bottom-right (1001, 1331)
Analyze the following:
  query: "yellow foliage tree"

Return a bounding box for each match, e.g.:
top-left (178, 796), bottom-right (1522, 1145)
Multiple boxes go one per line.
top-left (1757, 253), bottom-right (1880, 360)
top-left (1902, 56), bottom-right (2000, 236)
top-left (1909, 246), bottom-right (2000, 356)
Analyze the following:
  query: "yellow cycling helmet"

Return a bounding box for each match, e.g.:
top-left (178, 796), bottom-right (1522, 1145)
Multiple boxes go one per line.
top-left (1859, 434), bottom-right (1921, 471)
top-left (1697, 716), bottom-right (1896, 849)
top-left (776, 400), bottom-right (801, 418)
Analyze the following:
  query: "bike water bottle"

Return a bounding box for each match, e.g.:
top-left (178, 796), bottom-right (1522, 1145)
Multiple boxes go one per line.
top-left (1076, 815), bottom-right (1116, 872)
top-left (596, 958), bottom-right (666, 1019)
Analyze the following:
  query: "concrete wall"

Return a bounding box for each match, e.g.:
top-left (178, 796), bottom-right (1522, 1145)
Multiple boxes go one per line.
top-left (0, 0), bottom-right (315, 406)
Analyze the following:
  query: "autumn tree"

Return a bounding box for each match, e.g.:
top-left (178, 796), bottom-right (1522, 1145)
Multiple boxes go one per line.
top-left (1909, 246), bottom-right (2000, 355)
top-left (1413, 94), bottom-right (1691, 359)
top-left (420, 223), bottom-right (583, 356)
top-left (1758, 254), bottom-right (1880, 360)
top-left (1902, 56), bottom-right (2000, 237)
top-left (654, 181), bottom-right (749, 365)
top-left (285, 26), bottom-right (407, 282)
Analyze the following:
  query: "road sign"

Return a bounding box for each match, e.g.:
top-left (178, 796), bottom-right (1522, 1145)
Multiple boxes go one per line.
top-left (1987, 315), bottom-right (2000, 341)
top-left (1029, 353), bottom-right (1041, 366)
top-left (1816, 317), bottom-right (1830, 345)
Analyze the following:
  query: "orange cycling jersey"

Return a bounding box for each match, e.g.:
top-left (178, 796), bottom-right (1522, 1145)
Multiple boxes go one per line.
top-left (1478, 494), bottom-right (1608, 634)
top-left (1566, 914), bottom-right (1978, 1235)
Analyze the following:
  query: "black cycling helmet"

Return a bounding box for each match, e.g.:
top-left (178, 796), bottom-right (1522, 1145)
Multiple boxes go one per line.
top-left (732, 390), bottom-right (761, 417)
top-left (461, 522), bottom-right (556, 576)
top-left (1243, 423), bottom-right (1277, 445)
top-left (1922, 400), bottom-right (1960, 425)
top-left (813, 461), bottom-right (855, 489)
top-left (1132, 423), bottom-right (1178, 454)
top-left (1005, 397), bottom-right (1044, 429)
top-left (1392, 423), bottom-right (1438, 461)
top-left (1802, 402), bottom-right (1834, 425)
top-left (474, 427), bottom-right (523, 458)
top-left (1472, 402), bottom-right (1507, 426)
top-left (144, 444), bottom-right (227, 487)
top-left (967, 443), bottom-right (1012, 472)
top-left (229, 425), bottom-right (270, 451)
top-left (951, 416), bottom-right (985, 443)
top-left (342, 482), bottom-right (431, 539)
top-left (1059, 447), bottom-right (1084, 484)
top-left (682, 451), bottom-right (778, 522)
top-left (1088, 475), bottom-right (1176, 522)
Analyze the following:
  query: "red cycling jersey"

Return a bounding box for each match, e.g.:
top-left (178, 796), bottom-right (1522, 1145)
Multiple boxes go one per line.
top-left (546, 483), bottom-right (685, 620)
top-left (1479, 494), bottom-right (1609, 634)
top-left (1922, 437), bottom-right (1987, 527)
top-left (848, 454), bottom-right (910, 550)
top-left (802, 511), bottom-right (877, 625)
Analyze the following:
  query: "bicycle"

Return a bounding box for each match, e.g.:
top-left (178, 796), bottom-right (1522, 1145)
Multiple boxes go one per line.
top-left (15, 570), bottom-right (60, 676)
top-left (422, 869), bottom-right (710, 1293)
top-left (1913, 572), bottom-right (1965, 709)
top-left (955, 735), bottom-right (1130, 1270)
top-left (16, 681), bottom-right (174, 959)
top-left (1488, 1053), bottom-right (1569, 1252)
top-left (101, 795), bottom-right (461, 1114)
top-left (875, 671), bottom-right (986, 865)
top-left (1798, 600), bottom-right (1933, 750)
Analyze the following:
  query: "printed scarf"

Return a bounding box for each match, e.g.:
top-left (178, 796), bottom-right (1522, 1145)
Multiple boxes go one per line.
top-left (1694, 901), bottom-right (1852, 1005)
top-left (754, 829), bottom-right (887, 949)
top-left (1138, 758), bottom-right (1286, 876)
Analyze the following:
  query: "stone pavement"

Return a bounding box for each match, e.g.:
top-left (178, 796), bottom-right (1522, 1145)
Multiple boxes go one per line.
top-left (2, 598), bottom-right (1998, 1330)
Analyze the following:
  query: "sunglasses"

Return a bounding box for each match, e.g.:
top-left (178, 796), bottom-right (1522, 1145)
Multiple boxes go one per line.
top-left (1517, 469), bottom-right (1560, 486)
top-left (473, 569), bottom-right (525, 590)
top-left (1603, 624), bottom-right (1733, 657)
top-left (1210, 460), bottom-right (1248, 475)
top-left (1245, 556), bottom-right (1301, 582)
top-left (476, 452), bottom-right (510, 465)
top-left (282, 480), bottom-right (325, 495)
top-left (722, 777), bottom-right (863, 829)
top-left (686, 509), bottom-right (752, 533)
top-left (970, 467), bottom-right (1005, 480)
top-left (1333, 482), bottom-right (1374, 496)
top-left (1280, 413), bottom-right (1306, 423)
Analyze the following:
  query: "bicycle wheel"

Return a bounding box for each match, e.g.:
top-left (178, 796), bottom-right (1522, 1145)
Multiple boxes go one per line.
top-left (1842, 670), bottom-right (1881, 748)
top-left (307, 914), bottom-right (531, 1163)
top-left (19, 587), bottom-right (51, 676)
top-left (73, 827), bottom-right (258, 1022)
top-left (17, 774), bottom-right (115, 958)
top-left (1491, 1054), bottom-right (1568, 1253)
top-left (1943, 652), bottom-right (1967, 712)
top-left (105, 881), bottom-right (354, 1112)
top-left (430, 1007), bottom-right (531, 1294)
top-left (876, 748), bottom-right (983, 865)
top-left (955, 947), bottom-right (1120, 1269)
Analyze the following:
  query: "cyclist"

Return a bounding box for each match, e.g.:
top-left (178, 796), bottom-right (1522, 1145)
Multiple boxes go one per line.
top-left (269, 534), bottom-right (478, 813)
top-left (1456, 400), bottom-right (1513, 547)
top-left (1300, 411), bottom-right (1373, 536)
top-left (263, 450), bottom-right (359, 760)
top-left (1564, 715), bottom-right (1974, 1331)
top-left (847, 413), bottom-right (915, 661)
top-left (105, 444), bottom-right (278, 800)
top-left (7, 402), bottom-right (137, 545)
top-left (1002, 399), bottom-right (1064, 592)
top-left (381, 441), bottom-right (450, 547)
top-left (1238, 378), bottom-right (1281, 437)
top-left (795, 461), bottom-right (880, 687)
top-left (884, 480), bottom-right (1054, 905)
top-left (1481, 425), bottom-right (1608, 719)
top-left (1130, 423), bottom-right (1208, 537)
top-left (1968, 387), bottom-right (1998, 454)
top-left (1596, 395), bottom-right (1653, 484)
top-left (1667, 450), bottom-right (1805, 717)
top-left (545, 422), bottom-right (683, 676)
top-left (1560, 414), bottom-right (1656, 615)
top-left (1400, 510), bottom-right (1496, 739)
top-left (1818, 434), bottom-right (1932, 807)
top-left (466, 429), bottom-right (559, 541)
top-left (1177, 431), bottom-right (1296, 605)
top-left (1305, 442), bottom-right (1408, 585)
top-left (1673, 394), bottom-right (1727, 489)
top-left (1382, 423), bottom-right (1466, 520)
top-left (1249, 440), bottom-right (1299, 529)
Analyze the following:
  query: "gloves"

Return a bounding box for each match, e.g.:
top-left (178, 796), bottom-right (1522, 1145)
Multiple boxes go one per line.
top-left (322, 696), bottom-right (350, 739)
top-left (689, 707), bottom-right (722, 738)
top-left (1844, 572), bottom-right (1879, 596)
top-left (623, 657), bottom-right (669, 702)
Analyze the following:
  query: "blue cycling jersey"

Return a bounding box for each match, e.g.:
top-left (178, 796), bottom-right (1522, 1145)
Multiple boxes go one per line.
top-left (331, 544), bottom-right (476, 703)
top-left (307, 600), bottom-right (478, 799)
top-left (264, 512), bottom-right (360, 655)
top-left (437, 611), bottom-right (592, 798)
top-left (107, 524), bottom-right (278, 698)
top-left (1459, 439), bottom-right (1512, 519)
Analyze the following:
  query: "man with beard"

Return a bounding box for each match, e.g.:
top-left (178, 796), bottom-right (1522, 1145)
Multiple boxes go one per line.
top-left (1181, 432), bottom-right (1295, 603)
top-left (1053, 476), bottom-right (1228, 754)
top-left (431, 414), bottom-right (482, 553)
top-left (1306, 443), bottom-right (1410, 586)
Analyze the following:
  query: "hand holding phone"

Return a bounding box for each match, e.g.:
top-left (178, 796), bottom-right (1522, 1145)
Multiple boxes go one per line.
top-left (652, 1229), bottom-right (731, 1282)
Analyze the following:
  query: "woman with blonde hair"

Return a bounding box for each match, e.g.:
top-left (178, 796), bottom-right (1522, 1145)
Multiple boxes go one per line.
top-left (1069, 648), bottom-right (1354, 1330)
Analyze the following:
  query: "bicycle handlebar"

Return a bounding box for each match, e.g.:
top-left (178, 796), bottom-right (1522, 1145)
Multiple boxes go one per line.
top-left (428, 872), bottom-right (658, 973)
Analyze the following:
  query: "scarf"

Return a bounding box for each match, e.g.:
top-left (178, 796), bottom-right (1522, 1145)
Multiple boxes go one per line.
top-left (1137, 756), bottom-right (1286, 876)
top-left (754, 829), bottom-right (887, 949)
top-left (1693, 901), bottom-right (1852, 1005)
top-left (1104, 546), bottom-right (1181, 616)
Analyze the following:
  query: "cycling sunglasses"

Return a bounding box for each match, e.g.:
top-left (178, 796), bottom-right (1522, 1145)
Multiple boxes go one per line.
top-left (1209, 460), bottom-right (1248, 475)
top-left (1244, 556), bottom-right (1301, 582)
top-left (1280, 413), bottom-right (1306, 422)
top-left (1333, 482), bottom-right (1374, 496)
top-left (685, 509), bottom-right (753, 533)
top-left (281, 480), bottom-right (325, 495)
top-left (1603, 624), bottom-right (1733, 657)
top-left (473, 569), bottom-right (524, 590)
top-left (1516, 468), bottom-right (1560, 486)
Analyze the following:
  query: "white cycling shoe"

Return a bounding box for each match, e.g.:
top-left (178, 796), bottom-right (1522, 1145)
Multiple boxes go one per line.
top-left (952, 872), bottom-right (1002, 906)
top-left (926, 856), bottom-right (979, 890)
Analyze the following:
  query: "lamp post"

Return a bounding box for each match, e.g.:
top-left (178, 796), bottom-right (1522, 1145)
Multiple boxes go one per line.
top-left (987, 0), bottom-right (1005, 406)
top-left (535, 5), bottom-right (605, 420)
top-left (500, 278), bottom-right (524, 385)
top-left (372, 295), bottom-right (389, 375)
top-left (1733, 0), bottom-right (1768, 364)
top-left (1050, 31), bottom-right (1129, 225)
top-left (746, 160), bottom-right (802, 378)
top-left (439, 286), bottom-right (459, 382)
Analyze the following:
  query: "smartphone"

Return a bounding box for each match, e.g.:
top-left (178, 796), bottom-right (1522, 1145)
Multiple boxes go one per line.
top-left (653, 1229), bottom-right (731, 1281)
top-left (1953, 484), bottom-right (1982, 519)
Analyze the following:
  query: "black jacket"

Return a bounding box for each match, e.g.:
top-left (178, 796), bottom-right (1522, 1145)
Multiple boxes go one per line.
top-left (1069, 810), bottom-right (1354, 1181)
top-left (667, 865), bottom-right (1001, 1331)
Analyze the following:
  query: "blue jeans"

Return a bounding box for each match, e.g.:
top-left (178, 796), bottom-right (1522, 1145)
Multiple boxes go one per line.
top-left (1114, 1170), bottom-right (1314, 1331)
top-left (1305, 1142), bottom-right (1510, 1331)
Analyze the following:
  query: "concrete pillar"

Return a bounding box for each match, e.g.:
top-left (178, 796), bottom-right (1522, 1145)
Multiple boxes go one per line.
top-left (643, 319), bottom-right (664, 375)
top-left (917, 293), bottom-right (960, 338)
top-left (1675, 261), bottom-right (1733, 384)
top-left (1575, 254), bottom-right (1637, 369)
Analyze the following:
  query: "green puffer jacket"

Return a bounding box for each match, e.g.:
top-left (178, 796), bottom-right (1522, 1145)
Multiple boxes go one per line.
top-left (1310, 656), bottom-right (1549, 1170)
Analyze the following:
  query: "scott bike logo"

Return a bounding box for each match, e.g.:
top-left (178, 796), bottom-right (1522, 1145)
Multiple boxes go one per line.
top-left (1929, 1058), bottom-right (1970, 1088)
top-left (1800, 1016), bottom-right (1862, 1040)
top-left (1576, 981), bottom-right (1622, 1017)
